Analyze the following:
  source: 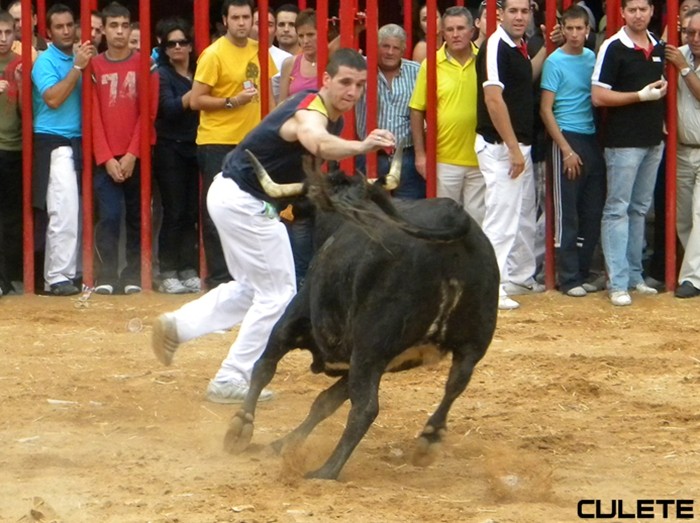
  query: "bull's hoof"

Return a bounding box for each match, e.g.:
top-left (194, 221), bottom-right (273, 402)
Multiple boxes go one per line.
top-left (269, 437), bottom-right (285, 454)
top-left (412, 433), bottom-right (443, 467)
top-left (223, 410), bottom-right (255, 454)
top-left (304, 467), bottom-right (338, 480)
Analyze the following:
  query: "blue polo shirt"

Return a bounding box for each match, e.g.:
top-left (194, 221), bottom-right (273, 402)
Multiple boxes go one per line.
top-left (32, 43), bottom-right (82, 138)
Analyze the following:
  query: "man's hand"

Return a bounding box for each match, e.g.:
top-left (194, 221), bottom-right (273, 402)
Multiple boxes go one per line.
top-left (74, 41), bottom-right (96, 70)
top-left (508, 145), bottom-right (526, 179)
top-left (119, 153), bottom-right (137, 180)
top-left (106, 158), bottom-right (124, 183)
top-left (637, 79), bottom-right (668, 102)
top-left (562, 150), bottom-right (583, 180)
top-left (360, 128), bottom-right (396, 154)
top-left (664, 44), bottom-right (689, 70)
top-left (414, 151), bottom-right (427, 179)
top-left (545, 23), bottom-right (565, 47)
top-left (0, 80), bottom-right (8, 94)
top-left (237, 86), bottom-right (259, 105)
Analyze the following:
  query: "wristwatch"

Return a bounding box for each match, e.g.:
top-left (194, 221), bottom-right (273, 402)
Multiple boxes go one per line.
top-left (681, 67), bottom-right (692, 78)
top-left (224, 97), bottom-right (234, 109)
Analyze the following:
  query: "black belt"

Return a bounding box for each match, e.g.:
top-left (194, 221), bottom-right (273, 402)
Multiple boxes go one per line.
top-left (482, 135), bottom-right (503, 145)
top-left (680, 143), bottom-right (700, 149)
top-left (377, 145), bottom-right (413, 156)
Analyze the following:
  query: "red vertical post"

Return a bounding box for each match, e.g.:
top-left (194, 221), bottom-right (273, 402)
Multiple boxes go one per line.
top-left (665, 0), bottom-right (679, 291)
top-left (21, 1), bottom-right (35, 293)
top-left (37, 0), bottom-right (47, 42)
top-left (139, 0), bottom-right (153, 290)
top-left (317, 0), bottom-right (328, 85)
top-left (543, 0), bottom-right (557, 290)
top-left (487, 0), bottom-right (498, 37)
top-left (607, 0), bottom-right (618, 37)
top-left (403, 0), bottom-right (412, 59)
top-left (81, 0), bottom-right (95, 288)
top-left (365, 0), bottom-right (379, 179)
top-left (258, 0), bottom-right (270, 117)
top-left (425, 0), bottom-right (438, 198)
top-left (194, 0), bottom-right (210, 284)
top-left (455, 0), bottom-right (465, 6)
top-left (339, 0), bottom-right (358, 174)
top-left (298, 0), bottom-right (307, 10)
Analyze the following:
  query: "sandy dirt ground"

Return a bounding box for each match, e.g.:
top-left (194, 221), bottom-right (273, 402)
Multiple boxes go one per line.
top-left (1, 290), bottom-right (699, 523)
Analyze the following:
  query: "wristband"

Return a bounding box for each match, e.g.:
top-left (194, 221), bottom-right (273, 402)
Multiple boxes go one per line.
top-left (563, 152), bottom-right (574, 161)
top-left (73, 65), bottom-right (84, 72)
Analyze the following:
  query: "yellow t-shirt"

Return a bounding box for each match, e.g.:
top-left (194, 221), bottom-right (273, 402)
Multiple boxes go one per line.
top-left (194, 37), bottom-right (278, 145)
top-left (409, 43), bottom-right (479, 167)
top-left (11, 41), bottom-right (38, 62)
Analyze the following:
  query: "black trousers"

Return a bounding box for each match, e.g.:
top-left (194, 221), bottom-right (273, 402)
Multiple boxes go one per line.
top-left (197, 144), bottom-right (235, 289)
top-left (154, 139), bottom-right (199, 277)
top-left (0, 149), bottom-right (23, 293)
top-left (552, 132), bottom-right (606, 292)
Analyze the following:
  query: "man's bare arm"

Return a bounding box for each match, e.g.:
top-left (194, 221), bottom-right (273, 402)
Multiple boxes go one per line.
top-left (483, 84), bottom-right (525, 178)
top-left (409, 108), bottom-right (427, 178)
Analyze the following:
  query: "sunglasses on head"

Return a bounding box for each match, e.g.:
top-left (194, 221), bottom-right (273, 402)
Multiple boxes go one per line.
top-left (166, 39), bottom-right (190, 48)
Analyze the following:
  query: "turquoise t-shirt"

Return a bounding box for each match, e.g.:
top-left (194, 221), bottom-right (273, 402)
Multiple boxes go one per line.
top-left (32, 44), bottom-right (82, 138)
top-left (540, 47), bottom-right (596, 135)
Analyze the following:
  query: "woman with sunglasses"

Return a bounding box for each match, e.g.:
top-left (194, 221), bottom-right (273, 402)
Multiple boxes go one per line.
top-left (153, 18), bottom-right (201, 294)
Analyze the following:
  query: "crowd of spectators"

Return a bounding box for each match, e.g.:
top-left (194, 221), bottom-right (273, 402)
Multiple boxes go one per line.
top-left (0, 0), bottom-right (699, 310)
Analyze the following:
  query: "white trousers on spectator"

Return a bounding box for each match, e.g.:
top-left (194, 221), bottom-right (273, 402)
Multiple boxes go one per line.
top-left (172, 175), bottom-right (296, 384)
top-left (436, 162), bottom-right (486, 226)
top-left (44, 146), bottom-right (80, 289)
top-left (676, 145), bottom-right (700, 289)
top-left (475, 135), bottom-right (537, 295)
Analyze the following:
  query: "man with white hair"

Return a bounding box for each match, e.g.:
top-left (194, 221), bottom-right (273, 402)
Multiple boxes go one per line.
top-left (356, 24), bottom-right (423, 199)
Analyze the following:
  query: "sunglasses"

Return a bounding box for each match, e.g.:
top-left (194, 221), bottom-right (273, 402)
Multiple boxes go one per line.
top-left (165, 39), bottom-right (191, 49)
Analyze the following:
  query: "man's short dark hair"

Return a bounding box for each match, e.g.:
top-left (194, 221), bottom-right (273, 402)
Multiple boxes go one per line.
top-left (326, 48), bottom-right (367, 77)
top-left (621, 0), bottom-right (653, 8)
top-left (560, 5), bottom-right (589, 26)
top-left (443, 6), bottom-right (473, 27)
top-left (101, 2), bottom-right (130, 25)
top-left (0, 9), bottom-right (14, 27)
top-left (295, 8), bottom-right (316, 30)
top-left (46, 3), bottom-right (74, 29)
top-left (222, 0), bottom-right (253, 18)
top-left (683, 6), bottom-right (700, 19)
top-left (276, 3), bottom-right (300, 18)
top-left (477, 0), bottom-right (503, 19)
top-left (7, 1), bottom-right (33, 14)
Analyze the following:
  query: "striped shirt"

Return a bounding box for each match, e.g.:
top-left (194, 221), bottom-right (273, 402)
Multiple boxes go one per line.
top-left (355, 59), bottom-right (419, 145)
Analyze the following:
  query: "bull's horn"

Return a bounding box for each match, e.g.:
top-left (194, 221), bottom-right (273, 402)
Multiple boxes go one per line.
top-left (384, 141), bottom-right (405, 190)
top-left (245, 149), bottom-right (304, 198)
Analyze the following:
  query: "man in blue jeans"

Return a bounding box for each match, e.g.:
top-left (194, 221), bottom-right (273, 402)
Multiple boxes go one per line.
top-left (591, 0), bottom-right (666, 306)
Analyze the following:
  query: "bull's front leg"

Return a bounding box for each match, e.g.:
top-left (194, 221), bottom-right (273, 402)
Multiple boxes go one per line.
top-left (305, 365), bottom-right (383, 480)
top-left (270, 375), bottom-right (349, 454)
top-left (413, 348), bottom-right (482, 467)
top-left (224, 357), bottom-right (278, 454)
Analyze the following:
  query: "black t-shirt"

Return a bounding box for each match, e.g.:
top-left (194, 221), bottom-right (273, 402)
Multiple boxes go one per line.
top-left (592, 27), bottom-right (665, 148)
top-left (476, 26), bottom-right (534, 146)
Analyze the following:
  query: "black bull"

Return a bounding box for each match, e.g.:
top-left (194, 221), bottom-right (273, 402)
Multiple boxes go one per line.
top-left (224, 152), bottom-right (500, 480)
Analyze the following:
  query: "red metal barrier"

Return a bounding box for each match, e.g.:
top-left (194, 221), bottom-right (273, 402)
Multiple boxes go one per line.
top-left (424, 0), bottom-right (438, 199)
top-left (21, 0), bottom-right (34, 294)
top-left (139, 0), bottom-right (153, 290)
top-left (403, 0), bottom-right (412, 59)
top-left (81, 0), bottom-right (95, 288)
top-left (665, 0), bottom-right (679, 291)
top-left (364, 0), bottom-right (379, 179)
top-left (258, 0), bottom-right (270, 117)
top-left (317, 0), bottom-right (328, 85)
top-left (338, 0), bottom-right (358, 175)
top-left (37, 0), bottom-right (47, 41)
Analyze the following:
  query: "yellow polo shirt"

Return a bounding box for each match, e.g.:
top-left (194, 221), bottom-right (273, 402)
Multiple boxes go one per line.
top-left (194, 36), bottom-right (277, 145)
top-left (409, 43), bottom-right (479, 167)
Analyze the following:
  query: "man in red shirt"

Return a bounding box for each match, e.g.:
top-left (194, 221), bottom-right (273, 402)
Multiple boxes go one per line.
top-left (91, 2), bottom-right (157, 295)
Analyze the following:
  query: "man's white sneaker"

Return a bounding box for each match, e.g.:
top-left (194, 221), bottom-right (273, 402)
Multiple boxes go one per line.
top-left (609, 290), bottom-right (632, 306)
top-left (94, 284), bottom-right (114, 295)
top-left (205, 380), bottom-right (274, 404)
top-left (181, 276), bottom-right (201, 293)
top-left (503, 281), bottom-right (546, 295)
top-left (582, 282), bottom-right (599, 292)
top-left (633, 282), bottom-right (658, 295)
top-left (124, 284), bottom-right (142, 295)
top-left (566, 285), bottom-right (587, 297)
top-left (498, 296), bottom-right (520, 310)
top-left (152, 313), bottom-right (179, 366)
top-left (159, 278), bottom-right (188, 294)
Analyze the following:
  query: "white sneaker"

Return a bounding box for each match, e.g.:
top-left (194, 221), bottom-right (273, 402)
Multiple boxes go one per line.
top-left (124, 284), bottom-right (142, 295)
top-left (181, 276), bottom-right (201, 293)
top-left (206, 380), bottom-right (274, 404)
top-left (582, 282), bottom-right (599, 292)
top-left (152, 313), bottom-right (179, 366)
top-left (609, 290), bottom-right (632, 306)
top-left (503, 281), bottom-right (546, 295)
top-left (94, 284), bottom-right (114, 295)
top-left (158, 277), bottom-right (188, 294)
top-left (633, 282), bottom-right (658, 295)
top-left (566, 285), bottom-right (587, 297)
top-left (498, 296), bottom-right (520, 310)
